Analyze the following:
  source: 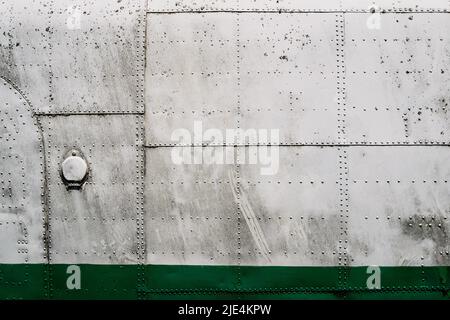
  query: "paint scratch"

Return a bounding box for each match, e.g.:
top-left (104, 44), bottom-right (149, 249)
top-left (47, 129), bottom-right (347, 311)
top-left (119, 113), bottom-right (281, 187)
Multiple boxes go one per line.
top-left (229, 169), bottom-right (271, 262)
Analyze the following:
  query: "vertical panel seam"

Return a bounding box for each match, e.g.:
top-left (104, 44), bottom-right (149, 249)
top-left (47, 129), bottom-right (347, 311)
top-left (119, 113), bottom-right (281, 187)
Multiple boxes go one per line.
top-left (336, 12), bottom-right (350, 290)
top-left (236, 10), bottom-right (242, 292)
top-left (136, 0), bottom-right (147, 300)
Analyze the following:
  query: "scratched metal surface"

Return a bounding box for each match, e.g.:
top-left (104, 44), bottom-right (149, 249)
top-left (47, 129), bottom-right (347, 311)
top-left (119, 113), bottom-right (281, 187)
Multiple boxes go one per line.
top-left (0, 0), bottom-right (145, 115)
top-left (145, 147), bottom-right (239, 265)
top-left (145, 13), bottom-right (239, 146)
top-left (147, 0), bottom-right (450, 12)
top-left (347, 146), bottom-right (450, 266)
top-left (146, 147), bottom-right (340, 266)
top-left (146, 12), bottom-right (339, 146)
top-left (0, 79), bottom-right (45, 263)
top-left (0, 0), bottom-right (52, 113)
top-left (40, 115), bottom-right (140, 264)
top-left (0, 0), bottom-right (147, 265)
top-left (0, 0), bottom-right (449, 272)
top-left (144, 6), bottom-right (449, 267)
top-left (346, 13), bottom-right (450, 144)
top-left (48, 0), bottom-right (144, 114)
top-left (238, 13), bottom-right (338, 145)
top-left (238, 147), bottom-right (340, 266)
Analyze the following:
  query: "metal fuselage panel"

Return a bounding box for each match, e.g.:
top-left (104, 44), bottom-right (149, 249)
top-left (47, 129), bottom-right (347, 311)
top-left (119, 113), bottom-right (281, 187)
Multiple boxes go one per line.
top-left (0, 0), bottom-right (449, 298)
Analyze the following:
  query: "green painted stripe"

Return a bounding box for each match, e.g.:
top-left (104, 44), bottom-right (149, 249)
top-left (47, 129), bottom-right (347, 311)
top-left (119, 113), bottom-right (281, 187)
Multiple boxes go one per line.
top-left (0, 264), bottom-right (448, 300)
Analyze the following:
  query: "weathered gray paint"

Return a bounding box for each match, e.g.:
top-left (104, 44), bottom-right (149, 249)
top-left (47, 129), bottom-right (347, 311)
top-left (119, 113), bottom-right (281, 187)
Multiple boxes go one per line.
top-left (0, 0), bottom-right (449, 268)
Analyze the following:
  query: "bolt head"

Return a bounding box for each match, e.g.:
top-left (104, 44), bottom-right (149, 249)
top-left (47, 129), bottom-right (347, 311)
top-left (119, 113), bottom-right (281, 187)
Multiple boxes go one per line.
top-left (61, 155), bottom-right (88, 182)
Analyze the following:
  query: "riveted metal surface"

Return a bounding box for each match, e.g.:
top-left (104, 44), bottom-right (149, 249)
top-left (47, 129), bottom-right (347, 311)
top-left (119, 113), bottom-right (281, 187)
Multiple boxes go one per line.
top-left (346, 13), bottom-right (450, 144)
top-left (0, 219), bottom-right (29, 263)
top-left (0, 0), bottom-right (52, 113)
top-left (342, 0), bottom-right (450, 11)
top-left (144, 146), bottom-right (342, 267)
top-left (0, 0), bottom-right (146, 115)
top-left (147, 0), bottom-right (450, 12)
top-left (145, 147), bottom-right (239, 265)
top-left (145, 13), bottom-right (239, 146)
top-left (143, 6), bottom-right (449, 288)
top-left (239, 13), bottom-right (338, 144)
top-left (347, 146), bottom-right (450, 266)
top-left (41, 115), bottom-right (139, 264)
top-left (146, 12), bottom-right (339, 146)
top-left (1, 0), bottom-right (450, 300)
top-left (0, 79), bottom-right (45, 263)
top-left (147, 0), bottom-right (340, 12)
top-left (45, 0), bottom-right (145, 114)
top-left (238, 147), bottom-right (340, 266)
